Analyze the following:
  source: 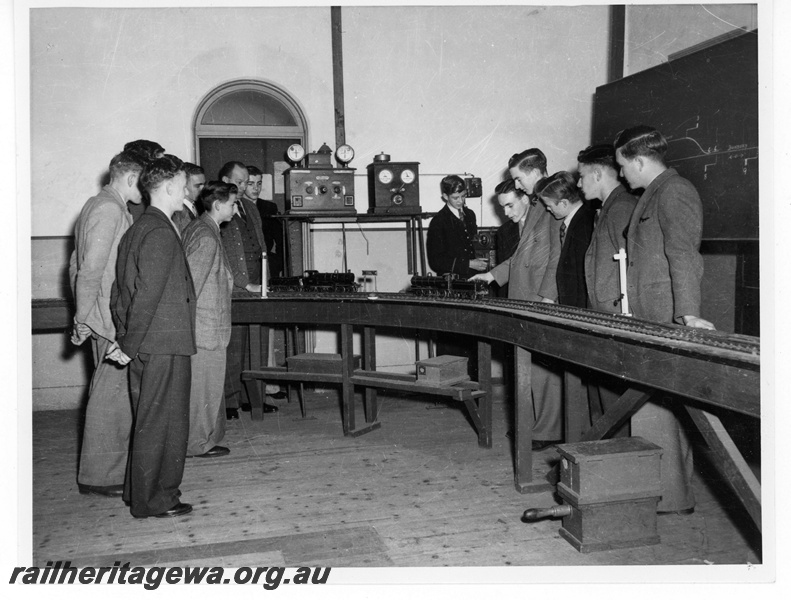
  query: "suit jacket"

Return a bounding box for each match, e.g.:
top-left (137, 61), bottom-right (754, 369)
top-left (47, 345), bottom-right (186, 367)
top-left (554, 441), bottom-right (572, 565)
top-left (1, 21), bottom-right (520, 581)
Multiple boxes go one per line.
top-left (256, 198), bottom-right (285, 277)
top-left (111, 206), bottom-right (197, 358)
top-left (556, 201), bottom-right (596, 308)
top-left (220, 196), bottom-right (266, 292)
top-left (489, 202), bottom-right (559, 301)
top-left (172, 200), bottom-right (198, 235)
top-left (584, 185), bottom-right (637, 313)
top-left (426, 204), bottom-right (478, 278)
top-left (69, 185), bottom-right (134, 340)
top-left (625, 168), bottom-right (704, 324)
top-left (182, 213), bottom-right (234, 351)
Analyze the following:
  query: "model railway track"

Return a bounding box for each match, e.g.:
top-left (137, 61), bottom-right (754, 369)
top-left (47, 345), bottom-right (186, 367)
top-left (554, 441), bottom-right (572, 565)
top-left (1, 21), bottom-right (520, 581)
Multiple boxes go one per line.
top-left (263, 291), bottom-right (759, 357)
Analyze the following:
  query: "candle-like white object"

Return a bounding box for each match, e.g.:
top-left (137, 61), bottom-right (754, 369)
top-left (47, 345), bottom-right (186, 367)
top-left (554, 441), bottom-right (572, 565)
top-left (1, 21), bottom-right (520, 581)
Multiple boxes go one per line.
top-left (613, 248), bottom-right (631, 316)
top-left (261, 252), bottom-right (268, 299)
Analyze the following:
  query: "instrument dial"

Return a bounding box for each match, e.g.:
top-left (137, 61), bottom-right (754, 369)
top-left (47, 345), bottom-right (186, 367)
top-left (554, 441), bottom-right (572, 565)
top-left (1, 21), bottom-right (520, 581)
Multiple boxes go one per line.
top-left (287, 144), bottom-right (305, 163)
top-left (378, 169), bottom-right (394, 184)
top-left (400, 169), bottom-right (416, 184)
top-left (335, 144), bottom-right (355, 165)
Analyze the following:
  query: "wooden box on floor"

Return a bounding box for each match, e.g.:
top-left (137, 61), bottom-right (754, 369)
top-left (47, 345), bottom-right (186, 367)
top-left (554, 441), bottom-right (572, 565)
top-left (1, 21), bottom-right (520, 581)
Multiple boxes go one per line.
top-left (415, 355), bottom-right (469, 386)
top-left (555, 437), bottom-right (663, 553)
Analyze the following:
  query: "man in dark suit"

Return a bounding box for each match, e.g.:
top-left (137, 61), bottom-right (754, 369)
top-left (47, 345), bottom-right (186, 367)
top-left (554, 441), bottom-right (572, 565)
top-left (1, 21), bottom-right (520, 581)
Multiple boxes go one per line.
top-left (109, 154), bottom-right (197, 519)
top-left (246, 165), bottom-right (284, 278)
top-left (172, 162), bottom-right (205, 233)
top-left (219, 161), bottom-right (278, 418)
top-left (426, 175), bottom-right (488, 379)
top-left (614, 125), bottom-right (714, 515)
top-left (122, 139), bottom-right (165, 222)
top-left (578, 144), bottom-right (637, 314)
top-left (577, 144), bottom-right (637, 437)
top-left (426, 174), bottom-right (489, 278)
top-left (534, 171), bottom-right (595, 308)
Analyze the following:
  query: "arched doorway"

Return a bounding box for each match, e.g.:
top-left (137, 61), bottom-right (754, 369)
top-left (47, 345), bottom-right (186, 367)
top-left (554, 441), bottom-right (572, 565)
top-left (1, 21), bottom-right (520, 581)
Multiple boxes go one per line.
top-left (194, 79), bottom-right (308, 214)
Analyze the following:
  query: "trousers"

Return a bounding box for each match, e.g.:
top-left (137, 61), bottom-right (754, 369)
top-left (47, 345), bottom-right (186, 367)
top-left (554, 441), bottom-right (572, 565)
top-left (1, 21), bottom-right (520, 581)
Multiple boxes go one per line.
top-left (631, 398), bottom-right (695, 512)
top-left (78, 335), bottom-right (132, 487)
top-left (125, 353), bottom-right (191, 517)
top-left (223, 325), bottom-right (248, 409)
top-left (187, 348), bottom-right (227, 456)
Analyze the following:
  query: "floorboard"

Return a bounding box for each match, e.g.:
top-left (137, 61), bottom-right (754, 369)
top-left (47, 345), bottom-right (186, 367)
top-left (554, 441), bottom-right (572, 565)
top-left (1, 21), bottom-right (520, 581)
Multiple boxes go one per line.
top-left (31, 385), bottom-right (762, 570)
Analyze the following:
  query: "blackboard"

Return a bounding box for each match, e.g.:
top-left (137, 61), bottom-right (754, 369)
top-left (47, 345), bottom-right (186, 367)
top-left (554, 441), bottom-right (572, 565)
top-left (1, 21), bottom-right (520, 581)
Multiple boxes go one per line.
top-left (592, 30), bottom-right (758, 240)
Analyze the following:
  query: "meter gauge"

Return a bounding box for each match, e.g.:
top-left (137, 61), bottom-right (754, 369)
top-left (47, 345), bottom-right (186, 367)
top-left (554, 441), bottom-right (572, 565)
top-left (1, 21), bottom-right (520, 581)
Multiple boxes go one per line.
top-left (378, 169), bottom-right (394, 184)
top-left (335, 144), bottom-right (355, 166)
top-left (287, 144), bottom-right (306, 163)
top-left (400, 169), bottom-right (416, 184)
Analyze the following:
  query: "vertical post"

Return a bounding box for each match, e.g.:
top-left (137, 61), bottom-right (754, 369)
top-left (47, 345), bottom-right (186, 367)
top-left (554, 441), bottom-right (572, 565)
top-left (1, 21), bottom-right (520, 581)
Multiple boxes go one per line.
top-left (514, 346), bottom-right (534, 490)
top-left (341, 322), bottom-right (355, 434)
top-left (477, 340), bottom-right (492, 448)
top-left (331, 7), bottom-right (346, 149)
top-left (608, 5), bottom-right (626, 82)
top-left (363, 326), bottom-right (378, 423)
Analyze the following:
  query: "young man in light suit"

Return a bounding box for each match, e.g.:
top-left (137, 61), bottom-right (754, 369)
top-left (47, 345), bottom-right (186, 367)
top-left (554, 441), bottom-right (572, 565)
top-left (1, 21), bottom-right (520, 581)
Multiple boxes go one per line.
top-left (614, 125), bottom-right (714, 515)
top-left (470, 176), bottom-right (562, 450)
top-left (182, 181), bottom-right (237, 458)
top-left (69, 151), bottom-right (144, 498)
top-left (110, 154), bottom-right (197, 519)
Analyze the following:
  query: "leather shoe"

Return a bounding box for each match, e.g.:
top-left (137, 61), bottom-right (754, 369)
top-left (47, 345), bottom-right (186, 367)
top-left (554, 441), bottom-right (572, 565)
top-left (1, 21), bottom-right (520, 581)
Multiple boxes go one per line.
top-left (78, 483), bottom-right (124, 498)
top-left (531, 439), bottom-right (559, 451)
top-left (268, 391), bottom-right (288, 400)
top-left (262, 402), bottom-right (279, 413)
top-left (187, 445), bottom-right (230, 459)
top-left (226, 408), bottom-right (239, 420)
top-left (657, 507), bottom-right (695, 516)
top-left (134, 502), bottom-right (193, 519)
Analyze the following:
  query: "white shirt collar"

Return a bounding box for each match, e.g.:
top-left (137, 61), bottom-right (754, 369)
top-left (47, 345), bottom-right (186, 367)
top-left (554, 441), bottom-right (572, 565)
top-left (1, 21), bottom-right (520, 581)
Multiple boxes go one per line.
top-left (447, 205), bottom-right (462, 219)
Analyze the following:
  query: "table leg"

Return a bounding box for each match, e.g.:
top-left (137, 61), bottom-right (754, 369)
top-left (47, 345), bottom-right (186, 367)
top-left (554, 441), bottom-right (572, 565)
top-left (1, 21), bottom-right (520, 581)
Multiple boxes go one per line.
top-left (363, 326), bottom-right (379, 423)
top-left (477, 340), bottom-right (492, 448)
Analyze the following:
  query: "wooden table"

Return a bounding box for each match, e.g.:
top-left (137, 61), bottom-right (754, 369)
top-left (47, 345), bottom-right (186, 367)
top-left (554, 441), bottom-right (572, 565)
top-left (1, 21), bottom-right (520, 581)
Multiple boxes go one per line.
top-left (32, 295), bottom-right (761, 529)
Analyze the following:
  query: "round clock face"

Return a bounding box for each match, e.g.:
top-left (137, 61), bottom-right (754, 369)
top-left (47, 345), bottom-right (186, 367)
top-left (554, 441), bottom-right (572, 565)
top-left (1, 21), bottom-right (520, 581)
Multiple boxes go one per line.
top-left (378, 169), bottom-right (394, 184)
top-left (335, 144), bottom-right (355, 164)
top-left (400, 169), bottom-right (416, 184)
top-left (287, 144), bottom-right (305, 162)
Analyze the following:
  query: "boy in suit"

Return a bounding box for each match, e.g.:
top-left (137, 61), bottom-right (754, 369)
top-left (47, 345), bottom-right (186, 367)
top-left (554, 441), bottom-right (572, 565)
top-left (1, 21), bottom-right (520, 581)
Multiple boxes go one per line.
top-left (614, 125), bottom-right (714, 515)
top-left (110, 154), bottom-right (197, 518)
top-left (69, 151), bottom-right (144, 498)
top-left (219, 161), bottom-right (279, 418)
top-left (534, 171), bottom-right (595, 308)
top-left (470, 177), bottom-right (562, 450)
top-left (577, 144), bottom-right (637, 436)
top-left (182, 182), bottom-right (237, 458)
top-left (172, 162), bottom-right (205, 233)
top-left (577, 144), bottom-right (637, 314)
top-left (426, 174), bottom-right (489, 278)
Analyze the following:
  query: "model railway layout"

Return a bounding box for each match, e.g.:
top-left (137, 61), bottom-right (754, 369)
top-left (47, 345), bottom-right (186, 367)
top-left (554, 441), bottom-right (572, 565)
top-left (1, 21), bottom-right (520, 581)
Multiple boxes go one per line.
top-left (258, 290), bottom-right (759, 357)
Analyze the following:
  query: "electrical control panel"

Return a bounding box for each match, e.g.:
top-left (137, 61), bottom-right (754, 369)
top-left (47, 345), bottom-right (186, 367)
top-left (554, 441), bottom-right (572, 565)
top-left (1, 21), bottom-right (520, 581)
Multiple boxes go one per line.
top-left (285, 143), bottom-right (357, 215)
top-left (367, 153), bottom-right (422, 215)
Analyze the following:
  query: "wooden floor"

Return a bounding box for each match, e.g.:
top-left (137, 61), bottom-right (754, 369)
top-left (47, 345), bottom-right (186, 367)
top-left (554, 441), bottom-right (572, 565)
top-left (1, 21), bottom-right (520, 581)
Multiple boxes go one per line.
top-left (32, 385), bottom-right (762, 570)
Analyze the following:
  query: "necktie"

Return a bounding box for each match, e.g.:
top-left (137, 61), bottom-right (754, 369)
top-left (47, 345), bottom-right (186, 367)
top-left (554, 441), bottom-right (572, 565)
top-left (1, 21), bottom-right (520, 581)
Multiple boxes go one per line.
top-left (594, 209), bottom-right (601, 228)
top-left (560, 222), bottom-right (566, 247)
